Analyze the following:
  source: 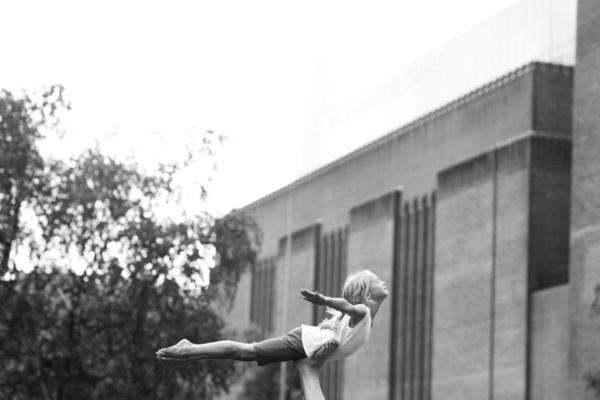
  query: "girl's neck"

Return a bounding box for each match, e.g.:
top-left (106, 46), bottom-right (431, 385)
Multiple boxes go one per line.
top-left (363, 300), bottom-right (382, 320)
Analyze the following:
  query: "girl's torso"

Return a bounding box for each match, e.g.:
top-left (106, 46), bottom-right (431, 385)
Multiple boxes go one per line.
top-left (301, 304), bottom-right (372, 362)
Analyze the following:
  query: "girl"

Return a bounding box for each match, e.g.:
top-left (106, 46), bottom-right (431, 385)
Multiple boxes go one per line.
top-left (156, 270), bottom-right (388, 367)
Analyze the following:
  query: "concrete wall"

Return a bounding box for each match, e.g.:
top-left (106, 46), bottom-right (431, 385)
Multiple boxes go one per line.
top-left (569, 0), bottom-right (600, 398)
top-left (530, 284), bottom-right (569, 400)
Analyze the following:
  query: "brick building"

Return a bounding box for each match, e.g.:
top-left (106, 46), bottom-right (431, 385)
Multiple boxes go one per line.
top-left (223, 1), bottom-right (600, 399)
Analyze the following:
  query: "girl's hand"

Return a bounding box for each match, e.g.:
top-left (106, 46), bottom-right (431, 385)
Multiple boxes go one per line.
top-left (322, 340), bottom-right (339, 351)
top-left (300, 289), bottom-right (328, 306)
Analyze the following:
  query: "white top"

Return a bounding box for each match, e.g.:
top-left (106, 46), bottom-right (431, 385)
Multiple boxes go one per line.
top-left (301, 304), bottom-right (372, 362)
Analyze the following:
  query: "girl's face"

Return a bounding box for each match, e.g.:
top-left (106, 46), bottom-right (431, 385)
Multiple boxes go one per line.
top-left (366, 272), bottom-right (389, 300)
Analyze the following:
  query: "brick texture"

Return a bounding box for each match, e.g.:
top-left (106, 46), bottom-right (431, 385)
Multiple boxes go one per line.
top-left (274, 224), bottom-right (321, 334)
top-left (220, 63), bottom-right (575, 400)
top-left (433, 179), bottom-right (495, 400)
top-left (433, 134), bottom-right (572, 400)
top-left (344, 191), bottom-right (400, 400)
top-left (530, 285), bottom-right (569, 400)
top-left (569, 1), bottom-right (600, 399)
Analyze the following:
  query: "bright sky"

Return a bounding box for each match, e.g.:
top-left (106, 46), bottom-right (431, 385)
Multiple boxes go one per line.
top-left (1, 0), bottom-right (522, 216)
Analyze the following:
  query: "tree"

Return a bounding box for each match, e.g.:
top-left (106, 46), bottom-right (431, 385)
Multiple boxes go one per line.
top-left (0, 86), bottom-right (68, 275)
top-left (0, 88), bottom-right (262, 400)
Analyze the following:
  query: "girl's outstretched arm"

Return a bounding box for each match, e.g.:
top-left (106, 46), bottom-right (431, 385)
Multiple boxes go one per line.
top-left (300, 289), bottom-right (367, 319)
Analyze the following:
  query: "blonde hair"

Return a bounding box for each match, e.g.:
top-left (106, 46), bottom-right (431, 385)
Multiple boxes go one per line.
top-left (318, 270), bottom-right (374, 331)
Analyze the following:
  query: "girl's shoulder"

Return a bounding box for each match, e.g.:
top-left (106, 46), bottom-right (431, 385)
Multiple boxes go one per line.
top-left (356, 303), bottom-right (370, 316)
top-left (347, 304), bottom-right (370, 329)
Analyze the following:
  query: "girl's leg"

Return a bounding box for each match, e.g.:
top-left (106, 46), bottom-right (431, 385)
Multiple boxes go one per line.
top-left (160, 338), bottom-right (192, 351)
top-left (156, 340), bottom-right (256, 361)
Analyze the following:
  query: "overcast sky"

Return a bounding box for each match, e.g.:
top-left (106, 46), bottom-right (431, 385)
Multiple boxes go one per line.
top-left (1, 0), bottom-right (523, 215)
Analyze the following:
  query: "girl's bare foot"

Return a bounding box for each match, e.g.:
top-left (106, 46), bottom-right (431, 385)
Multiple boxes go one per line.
top-left (156, 339), bottom-right (193, 358)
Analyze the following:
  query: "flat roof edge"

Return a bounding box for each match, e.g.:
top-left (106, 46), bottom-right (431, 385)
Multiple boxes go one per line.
top-left (241, 61), bottom-right (573, 212)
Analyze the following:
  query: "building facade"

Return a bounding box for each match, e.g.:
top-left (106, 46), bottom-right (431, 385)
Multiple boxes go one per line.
top-left (224, 1), bottom-right (600, 399)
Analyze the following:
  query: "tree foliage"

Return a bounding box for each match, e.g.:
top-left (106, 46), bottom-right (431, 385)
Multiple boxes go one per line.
top-left (0, 86), bottom-right (68, 274)
top-left (0, 87), bottom-right (262, 400)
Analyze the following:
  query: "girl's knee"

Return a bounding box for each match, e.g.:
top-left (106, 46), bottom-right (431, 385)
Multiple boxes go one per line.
top-left (234, 343), bottom-right (256, 361)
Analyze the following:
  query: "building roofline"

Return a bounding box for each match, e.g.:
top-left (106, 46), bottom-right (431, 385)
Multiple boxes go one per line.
top-left (241, 61), bottom-right (573, 211)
